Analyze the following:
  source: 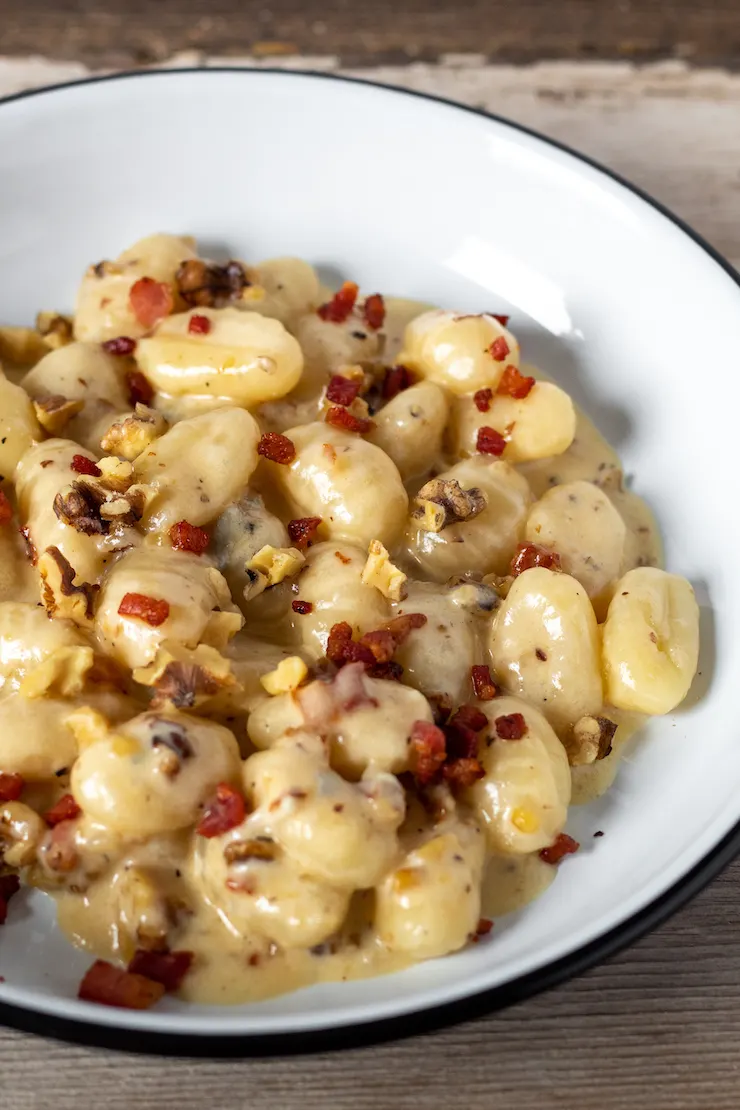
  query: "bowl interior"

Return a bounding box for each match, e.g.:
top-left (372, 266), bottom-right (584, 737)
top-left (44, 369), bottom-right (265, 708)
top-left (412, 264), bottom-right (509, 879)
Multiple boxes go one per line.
top-left (0, 69), bottom-right (737, 1042)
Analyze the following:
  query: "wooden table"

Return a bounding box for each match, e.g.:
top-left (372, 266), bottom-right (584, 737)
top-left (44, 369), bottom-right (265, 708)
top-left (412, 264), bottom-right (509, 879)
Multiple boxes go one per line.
top-left (1, 36), bottom-right (740, 1110)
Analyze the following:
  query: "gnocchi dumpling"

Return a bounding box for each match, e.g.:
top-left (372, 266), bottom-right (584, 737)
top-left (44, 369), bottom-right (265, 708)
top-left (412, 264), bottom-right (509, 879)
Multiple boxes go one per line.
top-left (133, 407), bottom-right (260, 532)
top-left (266, 423), bottom-right (408, 549)
top-left (398, 310), bottom-right (520, 395)
top-left (374, 821), bottom-right (485, 959)
top-left (136, 308), bottom-right (303, 407)
top-left (244, 257), bottom-right (320, 328)
top-left (403, 457), bottom-right (532, 581)
top-left (70, 708), bottom-right (241, 835)
top-left (489, 567), bottom-right (603, 737)
top-left (602, 567), bottom-right (699, 714)
top-left (292, 312), bottom-right (384, 400)
top-left (0, 370), bottom-right (41, 481)
top-left (466, 696), bottom-right (571, 854)
top-left (367, 381), bottom-right (448, 481)
top-left (212, 491), bottom-right (290, 613)
top-left (449, 380), bottom-right (576, 463)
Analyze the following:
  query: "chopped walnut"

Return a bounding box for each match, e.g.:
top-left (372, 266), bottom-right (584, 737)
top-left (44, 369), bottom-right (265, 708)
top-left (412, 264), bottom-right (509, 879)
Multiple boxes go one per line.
top-left (134, 643), bottom-right (236, 710)
top-left (260, 656), bottom-right (308, 696)
top-left (244, 545), bottom-right (305, 601)
top-left (38, 546), bottom-right (98, 624)
top-left (200, 609), bottom-right (244, 651)
top-left (53, 465), bottom-right (152, 534)
top-left (33, 394), bottom-right (85, 434)
top-left (175, 258), bottom-right (252, 308)
top-left (35, 311), bottom-right (74, 349)
top-left (412, 478), bottom-right (488, 533)
top-left (224, 838), bottom-right (278, 863)
top-left (19, 645), bottom-right (95, 700)
top-left (361, 539), bottom-right (407, 601)
top-left (100, 404), bottom-right (168, 461)
top-left (567, 715), bottom-right (618, 766)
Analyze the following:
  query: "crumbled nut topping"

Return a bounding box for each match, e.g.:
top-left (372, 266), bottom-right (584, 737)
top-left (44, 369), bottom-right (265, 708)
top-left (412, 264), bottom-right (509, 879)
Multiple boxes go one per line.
top-left (412, 478), bottom-right (487, 532)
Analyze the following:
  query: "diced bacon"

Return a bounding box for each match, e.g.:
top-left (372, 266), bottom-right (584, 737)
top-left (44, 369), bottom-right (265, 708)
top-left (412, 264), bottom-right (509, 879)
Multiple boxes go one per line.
top-left (471, 664), bottom-right (498, 701)
top-left (476, 426), bottom-right (506, 456)
top-left (383, 612), bottom-right (427, 644)
top-left (43, 793), bottom-right (81, 827)
top-left (118, 592), bottom-right (170, 627)
top-left (325, 406), bottom-right (374, 434)
top-left (257, 432), bottom-right (296, 464)
top-left (448, 705), bottom-right (488, 733)
top-left (326, 375), bottom-right (361, 406)
top-left (169, 520), bottom-right (209, 555)
top-left (187, 314), bottom-right (211, 335)
top-left (495, 713), bottom-right (528, 740)
top-left (71, 454), bottom-right (101, 477)
top-left (287, 516), bottom-right (322, 550)
top-left (317, 281), bottom-right (359, 323)
top-left (497, 364), bottom-right (535, 399)
top-left (197, 782), bottom-right (246, 838)
top-left (474, 388), bottom-right (492, 413)
top-left (102, 336), bottom-right (137, 356)
top-left (539, 833), bottom-right (580, 865)
top-left (444, 722), bottom-right (480, 761)
top-left (43, 820), bottom-right (79, 872)
top-left (382, 365), bottom-right (413, 401)
top-left (126, 369), bottom-right (154, 406)
top-left (296, 679), bottom-right (339, 731)
top-left (510, 542), bottom-right (562, 576)
top-left (129, 277), bottom-right (174, 329)
top-left (410, 720), bottom-right (447, 785)
top-left (0, 491), bottom-right (12, 526)
top-left (291, 599), bottom-right (313, 615)
top-left (78, 959), bottom-right (165, 1010)
top-left (489, 336), bottom-right (510, 362)
top-left (475, 917), bottom-right (494, 937)
top-left (359, 629), bottom-right (396, 664)
top-left (363, 294), bottom-right (386, 330)
top-left (368, 660), bottom-right (404, 682)
top-left (443, 757), bottom-right (485, 788)
top-left (0, 773), bottom-right (24, 802)
top-left (332, 660), bottom-right (377, 712)
top-left (490, 314), bottom-right (510, 326)
top-left (326, 622), bottom-right (375, 668)
top-left (0, 874), bottom-right (21, 926)
top-left (128, 949), bottom-right (194, 992)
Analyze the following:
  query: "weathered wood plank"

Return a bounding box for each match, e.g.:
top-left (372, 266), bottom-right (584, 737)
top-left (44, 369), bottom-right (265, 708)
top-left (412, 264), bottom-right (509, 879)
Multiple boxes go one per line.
top-left (2, 0), bottom-right (740, 67)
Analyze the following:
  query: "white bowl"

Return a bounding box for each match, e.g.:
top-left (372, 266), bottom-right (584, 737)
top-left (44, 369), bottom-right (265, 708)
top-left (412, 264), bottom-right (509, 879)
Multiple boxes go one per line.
top-left (0, 68), bottom-right (737, 1055)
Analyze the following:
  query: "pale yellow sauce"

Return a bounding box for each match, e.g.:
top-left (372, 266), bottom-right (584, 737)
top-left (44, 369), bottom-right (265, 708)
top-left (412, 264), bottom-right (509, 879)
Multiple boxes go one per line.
top-left (0, 254), bottom-right (679, 1009)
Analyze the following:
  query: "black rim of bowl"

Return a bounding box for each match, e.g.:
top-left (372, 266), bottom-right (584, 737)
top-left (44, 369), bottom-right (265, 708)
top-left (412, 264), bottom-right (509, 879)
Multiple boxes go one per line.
top-left (0, 66), bottom-right (737, 1057)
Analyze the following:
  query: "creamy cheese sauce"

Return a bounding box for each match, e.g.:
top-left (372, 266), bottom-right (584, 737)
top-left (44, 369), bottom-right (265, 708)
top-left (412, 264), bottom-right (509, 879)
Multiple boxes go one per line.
top-left (0, 246), bottom-right (694, 1010)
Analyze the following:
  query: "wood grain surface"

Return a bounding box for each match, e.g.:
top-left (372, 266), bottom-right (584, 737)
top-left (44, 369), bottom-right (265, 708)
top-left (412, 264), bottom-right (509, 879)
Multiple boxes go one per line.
top-left (2, 0), bottom-right (740, 66)
top-left (0, 57), bottom-right (739, 1110)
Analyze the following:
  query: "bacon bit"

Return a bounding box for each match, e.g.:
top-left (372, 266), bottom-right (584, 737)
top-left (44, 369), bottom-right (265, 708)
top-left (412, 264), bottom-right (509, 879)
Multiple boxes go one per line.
top-left (368, 660), bottom-right (404, 682)
top-left (510, 542), bottom-right (562, 576)
top-left (382, 364), bottom-right (414, 401)
top-left (70, 454), bottom-right (101, 477)
top-left (0, 875), bottom-right (21, 926)
top-left (444, 757), bottom-right (485, 788)
top-left (410, 720), bottom-right (447, 785)
top-left (43, 793), bottom-right (81, 827)
top-left (126, 369), bottom-right (154, 406)
top-left (490, 314), bottom-right (510, 326)
top-left (474, 917), bottom-right (494, 938)
top-left (102, 336), bottom-right (137, 356)
top-left (539, 833), bottom-right (580, 865)
top-left (495, 713), bottom-right (528, 741)
top-left (0, 491), bottom-right (12, 527)
top-left (118, 592), bottom-right (170, 627)
top-left (78, 960), bottom-right (165, 1010)
top-left (325, 406), bottom-right (374, 434)
top-left (326, 375), bottom-right (361, 406)
top-left (326, 622), bottom-right (376, 668)
top-left (335, 551), bottom-right (351, 565)
top-left (0, 773), bottom-right (24, 802)
top-left (287, 516), bottom-right (322, 550)
top-left (448, 705), bottom-right (488, 733)
top-left (291, 599), bottom-right (313, 615)
top-left (489, 336), bottom-right (510, 362)
top-left (471, 665), bottom-right (498, 701)
top-left (197, 782), bottom-right (246, 838)
top-left (363, 293), bottom-right (386, 330)
top-left (359, 629), bottom-right (396, 664)
top-left (19, 526), bottom-right (37, 565)
top-left (384, 612), bottom-right (428, 644)
top-left (497, 364), bottom-right (535, 400)
top-left (128, 949), bottom-right (194, 992)
top-left (317, 281), bottom-right (359, 323)
top-left (476, 426), bottom-right (506, 456)
top-left (129, 277), bottom-right (174, 329)
top-left (257, 432), bottom-right (296, 465)
top-left (444, 722), bottom-right (479, 761)
top-left (169, 520), bottom-right (209, 555)
top-left (474, 388), bottom-right (493, 413)
top-left (188, 314), bottom-right (211, 336)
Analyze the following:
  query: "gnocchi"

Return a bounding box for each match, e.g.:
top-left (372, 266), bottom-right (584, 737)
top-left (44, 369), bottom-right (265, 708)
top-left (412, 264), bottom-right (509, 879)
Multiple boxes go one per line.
top-left (0, 234), bottom-right (699, 1010)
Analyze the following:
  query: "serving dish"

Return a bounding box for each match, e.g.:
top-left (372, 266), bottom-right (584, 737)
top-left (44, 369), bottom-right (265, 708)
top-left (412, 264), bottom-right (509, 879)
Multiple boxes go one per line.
top-left (0, 67), bottom-right (735, 1054)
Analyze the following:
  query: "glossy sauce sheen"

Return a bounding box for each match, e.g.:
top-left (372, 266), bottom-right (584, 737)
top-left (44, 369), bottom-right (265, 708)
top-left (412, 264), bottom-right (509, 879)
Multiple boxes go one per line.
top-left (0, 242), bottom-right (696, 1008)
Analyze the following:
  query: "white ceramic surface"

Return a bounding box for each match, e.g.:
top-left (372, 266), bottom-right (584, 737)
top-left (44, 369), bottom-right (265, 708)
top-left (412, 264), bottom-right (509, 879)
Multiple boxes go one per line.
top-left (0, 68), bottom-right (736, 1048)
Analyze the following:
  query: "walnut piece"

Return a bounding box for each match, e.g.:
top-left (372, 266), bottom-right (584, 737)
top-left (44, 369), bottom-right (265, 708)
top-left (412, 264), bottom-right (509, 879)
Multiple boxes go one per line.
top-left (567, 715), bottom-right (618, 766)
top-left (100, 405), bottom-right (168, 461)
top-left (175, 258), bottom-right (252, 308)
top-left (260, 656), bottom-right (308, 696)
top-left (412, 478), bottom-right (488, 532)
top-left (38, 546), bottom-right (98, 624)
top-left (134, 642), bottom-right (236, 710)
top-left (33, 394), bottom-right (85, 434)
top-left (361, 539), bottom-right (407, 601)
top-left (36, 311), bottom-right (74, 349)
top-left (53, 466), bottom-right (152, 535)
